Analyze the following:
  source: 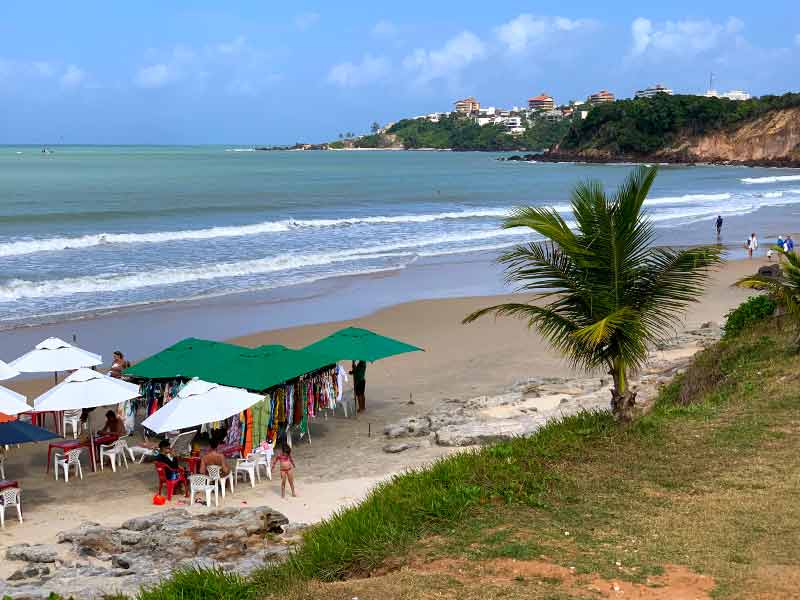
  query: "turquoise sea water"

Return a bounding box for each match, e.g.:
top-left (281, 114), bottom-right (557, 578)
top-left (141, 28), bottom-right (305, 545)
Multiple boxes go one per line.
top-left (1, 145), bottom-right (798, 326)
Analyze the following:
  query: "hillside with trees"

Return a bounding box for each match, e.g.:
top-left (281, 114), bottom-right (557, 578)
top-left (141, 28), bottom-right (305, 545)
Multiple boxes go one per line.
top-left (550, 92), bottom-right (800, 164)
top-left (346, 114), bottom-right (570, 152)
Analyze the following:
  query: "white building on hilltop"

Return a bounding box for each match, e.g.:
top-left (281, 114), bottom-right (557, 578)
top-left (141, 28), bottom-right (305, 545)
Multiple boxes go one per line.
top-left (704, 89), bottom-right (752, 101)
top-left (635, 84), bottom-right (673, 98)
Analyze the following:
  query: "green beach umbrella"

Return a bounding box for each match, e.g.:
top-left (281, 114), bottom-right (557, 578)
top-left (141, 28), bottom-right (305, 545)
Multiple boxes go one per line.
top-left (302, 327), bottom-right (423, 363)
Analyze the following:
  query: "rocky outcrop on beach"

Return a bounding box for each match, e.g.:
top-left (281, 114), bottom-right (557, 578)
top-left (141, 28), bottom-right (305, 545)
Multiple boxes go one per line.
top-left (384, 325), bottom-right (721, 448)
top-left (0, 506), bottom-right (296, 600)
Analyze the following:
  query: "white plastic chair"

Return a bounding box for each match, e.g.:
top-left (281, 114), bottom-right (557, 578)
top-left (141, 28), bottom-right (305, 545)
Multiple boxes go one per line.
top-left (189, 474), bottom-right (218, 508)
top-left (99, 436), bottom-right (129, 472)
top-left (169, 430), bottom-right (197, 457)
top-left (0, 488), bottom-right (22, 528)
top-left (207, 465), bottom-right (235, 499)
top-left (252, 449), bottom-right (273, 481)
top-left (54, 448), bottom-right (84, 482)
top-left (63, 409), bottom-right (84, 440)
top-left (235, 455), bottom-right (258, 487)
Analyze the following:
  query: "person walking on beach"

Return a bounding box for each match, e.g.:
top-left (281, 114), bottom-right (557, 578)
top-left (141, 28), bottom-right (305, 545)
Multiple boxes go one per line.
top-left (747, 233), bottom-right (758, 258)
top-left (351, 360), bottom-right (367, 412)
top-left (715, 215), bottom-right (723, 237)
top-left (271, 443), bottom-right (296, 498)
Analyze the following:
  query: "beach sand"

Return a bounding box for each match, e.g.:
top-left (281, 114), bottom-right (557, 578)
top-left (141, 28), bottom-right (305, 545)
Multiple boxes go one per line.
top-left (0, 257), bottom-right (761, 565)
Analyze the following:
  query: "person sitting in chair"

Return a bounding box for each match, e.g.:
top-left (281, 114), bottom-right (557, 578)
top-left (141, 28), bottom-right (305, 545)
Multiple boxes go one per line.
top-left (98, 410), bottom-right (124, 435)
top-left (153, 440), bottom-right (185, 479)
top-left (200, 438), bottom-right (230, 476)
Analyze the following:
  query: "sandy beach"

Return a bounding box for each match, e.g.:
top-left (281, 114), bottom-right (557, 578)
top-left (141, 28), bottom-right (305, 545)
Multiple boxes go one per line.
top-left (0, 255), bottom-right (763, 572)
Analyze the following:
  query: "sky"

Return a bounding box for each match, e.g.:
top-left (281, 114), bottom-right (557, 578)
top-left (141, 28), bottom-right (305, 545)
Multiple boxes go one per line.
top-left (1, 1), bottom-right (798, 144)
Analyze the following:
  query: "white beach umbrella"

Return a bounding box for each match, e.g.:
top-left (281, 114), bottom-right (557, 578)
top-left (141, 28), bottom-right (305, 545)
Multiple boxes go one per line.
top-left (0, 359), bottom-right (20, 382)
top-left (0, 385), bottom-right (31, 415)
top-left (11, 337), bottom-right (102, 375)
top-left (33, 368), bottom-right (140, 412)
top-left (141, 378), bottom-right (264, 434)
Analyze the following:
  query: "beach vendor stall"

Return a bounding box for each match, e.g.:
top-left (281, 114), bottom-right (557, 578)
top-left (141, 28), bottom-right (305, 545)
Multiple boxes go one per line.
top-left (124, 328), bottom-right (422, 455)
top-left (303, 326), bottom-right (424, 413)
top-left (124, 339), bottom-right (341, 453)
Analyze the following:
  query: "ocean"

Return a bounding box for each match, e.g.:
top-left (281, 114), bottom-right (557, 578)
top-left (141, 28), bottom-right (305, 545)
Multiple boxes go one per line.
top-left (1, 145), bottom-right (799, 330)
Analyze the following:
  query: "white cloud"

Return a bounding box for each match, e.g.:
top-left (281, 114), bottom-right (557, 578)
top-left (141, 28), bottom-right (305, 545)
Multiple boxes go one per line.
top-left (33, 61), bottom-right (56, 77)
top-left (295, 12), bottom-right (320, 31)
top-left (215, 35), bottom-right (247, 56)
top-left (60, 64), bottom-right (86, 87)
top-left (403, 31), bottom-right (486, 85)
top-left (135, 63), bottom-right (173, 88)
top-left (328, 54), bottom-right (390, 87)
top-left (495, 14), bottom-right (596, 54)
top-left (0, 58), bottom-right (87, 89)
top-left (630, 16), bottom-right (745, 58)
top-left (371, 19), bottom-right (398, 38)
top-left (133, 37), bottom-right (280, 94)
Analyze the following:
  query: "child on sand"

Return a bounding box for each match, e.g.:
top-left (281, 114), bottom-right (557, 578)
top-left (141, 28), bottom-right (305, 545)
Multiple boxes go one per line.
top-left (271, 443), bottom-right (297, 498)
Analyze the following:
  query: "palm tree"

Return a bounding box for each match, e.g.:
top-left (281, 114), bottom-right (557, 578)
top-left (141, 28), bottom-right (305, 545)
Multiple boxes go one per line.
top-left (464, 166), bottom-right (723, 421)
top-left (735, 248), bottom-right (800, 347)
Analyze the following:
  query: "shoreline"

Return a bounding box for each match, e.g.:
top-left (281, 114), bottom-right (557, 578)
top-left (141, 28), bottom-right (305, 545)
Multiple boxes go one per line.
top-left (514, 151), bottom-right (800, 169)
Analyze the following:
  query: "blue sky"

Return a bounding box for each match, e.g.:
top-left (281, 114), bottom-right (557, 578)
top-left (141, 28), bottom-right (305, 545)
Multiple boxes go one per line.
top-left (1, 1), bottom-right (797, 144)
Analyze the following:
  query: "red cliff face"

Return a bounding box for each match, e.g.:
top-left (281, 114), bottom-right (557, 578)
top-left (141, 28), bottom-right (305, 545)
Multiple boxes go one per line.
top-left (661, 107), bottom-right (800, 162)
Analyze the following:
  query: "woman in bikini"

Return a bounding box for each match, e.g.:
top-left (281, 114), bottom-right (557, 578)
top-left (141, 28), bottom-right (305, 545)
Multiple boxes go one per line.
top-left (271, 443), bottom-right (297, 498)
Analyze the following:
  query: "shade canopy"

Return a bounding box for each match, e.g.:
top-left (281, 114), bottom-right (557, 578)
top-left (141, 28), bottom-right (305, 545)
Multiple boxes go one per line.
top-left (302, 327), bottom-right (423, 362)
top-left (141, 378), bottom-right (265, 433)
top-left (0, 420), bottom-right (60, 445)
top-left (125, 338), bottom-right (334, 391)
top-left (0, 359), bottom-right (19, 381)
top-left (10, 337), bottom-right (102, 373)
top-left (33, 368), bottom-right (140, 411)
top-left (0, 385), bottom-right (30, 416)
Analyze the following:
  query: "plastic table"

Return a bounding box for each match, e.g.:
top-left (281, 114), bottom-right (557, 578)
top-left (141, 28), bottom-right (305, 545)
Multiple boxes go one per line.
top-left (46, 434), bottom-right (119, 474)
top-left (0, 479), bottom-right (18, 492)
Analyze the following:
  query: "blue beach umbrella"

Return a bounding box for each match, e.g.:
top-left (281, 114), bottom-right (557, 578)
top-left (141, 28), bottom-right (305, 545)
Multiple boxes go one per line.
top-left (0, 420), bottom-right (60, 445)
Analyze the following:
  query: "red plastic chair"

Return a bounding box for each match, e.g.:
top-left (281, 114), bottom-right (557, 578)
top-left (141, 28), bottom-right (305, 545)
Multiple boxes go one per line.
top-left (155, 462), bottom-right (188, 500)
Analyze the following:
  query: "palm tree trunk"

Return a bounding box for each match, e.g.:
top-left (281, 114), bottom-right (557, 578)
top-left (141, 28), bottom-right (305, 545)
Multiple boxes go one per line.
top-left (610, 388), bottom-right (637, 422)
top-left (610, 362), bottom-right (637, 422)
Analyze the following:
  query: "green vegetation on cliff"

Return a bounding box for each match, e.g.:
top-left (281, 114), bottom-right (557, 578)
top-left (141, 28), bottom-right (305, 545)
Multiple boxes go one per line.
top-left (353, 114), bottom-right (570, 151)
top-left (560, 92), bottom-right (800, 156)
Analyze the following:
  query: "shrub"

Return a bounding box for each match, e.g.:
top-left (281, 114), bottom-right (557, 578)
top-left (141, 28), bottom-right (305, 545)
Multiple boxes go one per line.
top-left (723, 295), bottom-right (777, 340)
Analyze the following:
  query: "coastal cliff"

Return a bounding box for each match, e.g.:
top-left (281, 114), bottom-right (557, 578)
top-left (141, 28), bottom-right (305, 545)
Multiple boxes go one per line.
top-left (662, 106), bottom-right (800, 163)
top-left (538, 92), bottom-right (800, 166)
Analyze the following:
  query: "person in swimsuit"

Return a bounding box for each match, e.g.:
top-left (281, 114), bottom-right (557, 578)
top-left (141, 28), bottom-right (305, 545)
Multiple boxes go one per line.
top-left (109, 350), bottom-right (130, 379)
top-left (271, 443), bottom-right (297, 498)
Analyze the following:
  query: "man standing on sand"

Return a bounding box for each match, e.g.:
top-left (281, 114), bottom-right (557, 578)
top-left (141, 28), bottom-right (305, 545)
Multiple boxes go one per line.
top-left (715, 215), bottom-right (723, 237)
top-left (351, 360), bottom-right (367, 413)
top-left (747, 233), bottom-right (758, 258)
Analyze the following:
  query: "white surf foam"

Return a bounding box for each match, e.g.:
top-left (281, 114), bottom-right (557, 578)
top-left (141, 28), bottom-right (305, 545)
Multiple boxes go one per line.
top-left (741, 175), bottom-right (800, 184)
top-left (644, 192), bottom-right (731, 206)
top-left (0, 208), bottom-right (513, 258)
top-left (0, 228), bottom-right (532, 301)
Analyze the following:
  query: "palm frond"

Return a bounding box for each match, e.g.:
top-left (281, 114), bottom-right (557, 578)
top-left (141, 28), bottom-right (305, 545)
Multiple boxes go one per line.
top-left (465, 166), bottom-right (724, 404)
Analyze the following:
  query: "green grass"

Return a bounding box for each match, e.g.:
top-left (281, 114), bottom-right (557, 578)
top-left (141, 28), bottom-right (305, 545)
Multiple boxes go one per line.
top-left (129, 315), bottom-right (800, 599)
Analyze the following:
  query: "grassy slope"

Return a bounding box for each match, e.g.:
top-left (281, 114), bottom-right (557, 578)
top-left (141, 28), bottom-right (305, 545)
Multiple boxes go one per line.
top-left (132, 317), bottom-right (800, 600)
